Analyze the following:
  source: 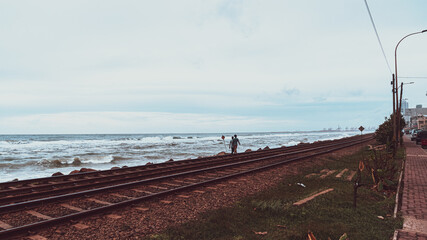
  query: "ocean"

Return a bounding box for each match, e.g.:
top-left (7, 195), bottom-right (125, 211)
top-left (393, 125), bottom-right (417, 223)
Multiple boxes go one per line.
top-left (0, 131), bottom-right (366, 182)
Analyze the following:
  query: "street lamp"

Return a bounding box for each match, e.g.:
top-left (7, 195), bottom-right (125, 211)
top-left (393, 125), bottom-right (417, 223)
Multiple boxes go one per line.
top-left (393, 29), bottom-right (427, 149)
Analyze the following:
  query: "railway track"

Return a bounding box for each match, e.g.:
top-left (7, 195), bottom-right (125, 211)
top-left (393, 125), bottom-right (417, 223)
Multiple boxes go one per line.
top-left (0, 134), bottom-right (373, 239)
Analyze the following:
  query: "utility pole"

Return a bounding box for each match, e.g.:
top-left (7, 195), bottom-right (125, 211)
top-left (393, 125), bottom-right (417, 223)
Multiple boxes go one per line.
top-left (397, 82), bottom-right (414, 144)
top-left (398, 82), bottom-right (403, 145)
top-left (392, 74), bottom-right (396, 157)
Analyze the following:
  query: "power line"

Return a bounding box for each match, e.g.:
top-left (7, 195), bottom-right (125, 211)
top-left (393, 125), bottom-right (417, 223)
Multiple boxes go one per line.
top-left (400, 77), bottom-right (427, 79)
top-left (363, 0), bottom-right (393, 75)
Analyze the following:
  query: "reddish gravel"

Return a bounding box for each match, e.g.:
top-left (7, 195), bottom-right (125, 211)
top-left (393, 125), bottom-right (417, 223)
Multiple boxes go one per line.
top-left (16, 143), bottom-right (368, 240)
top-left (35, 202), bottom-right (78, 218)
top-left (1, 211), bottom-right (41, 227)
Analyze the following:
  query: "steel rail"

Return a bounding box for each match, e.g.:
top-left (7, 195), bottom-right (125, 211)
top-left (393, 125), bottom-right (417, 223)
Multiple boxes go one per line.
top-left (0, 135), bottom-right (371, 201)
top-left (0, 135), bottom-right (372, 206)
top-left (0, 134), bottom-right (365, 190)
top-left (0, 135), bottom-right (373, 239)
top-left (0, 135), bottom-right (372, 213)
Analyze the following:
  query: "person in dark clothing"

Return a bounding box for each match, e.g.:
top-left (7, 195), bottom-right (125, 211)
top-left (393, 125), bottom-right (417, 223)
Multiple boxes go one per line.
top-left (232, 134), bottom-right (240, 154)
top-left (229, 136), bottom-right (234, 154)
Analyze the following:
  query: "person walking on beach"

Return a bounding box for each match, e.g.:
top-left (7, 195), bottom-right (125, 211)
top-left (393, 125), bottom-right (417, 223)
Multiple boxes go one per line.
top-left (232, 134), bottom-right (240, 154)
top-left (229, 136), bottom-right (234, 154)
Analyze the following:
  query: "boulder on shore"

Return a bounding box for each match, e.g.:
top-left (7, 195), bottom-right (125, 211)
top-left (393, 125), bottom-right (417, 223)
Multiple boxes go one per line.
top-left (52, 160), bottom-right (62, 167)
top-left (79, 168), bottom-right (96, 173)
top-left (167, 159), bottom-right (174, 162)
top-left (52, 172), bottom-right (64, 176)
top-left (111, 167), bottom-right (120, 170)
top-left (69, 170), bottom-right (80, 175)
top-left (217, 151), bottom-right (226, 156)
top-left (146, 162), bottom-right (153, 165)
top-left (245, 149), bottom-right (252, 153)
top-left (264, 146), bottom-right (270, 150)
top-left (72, 157), bottom-right (81, 166)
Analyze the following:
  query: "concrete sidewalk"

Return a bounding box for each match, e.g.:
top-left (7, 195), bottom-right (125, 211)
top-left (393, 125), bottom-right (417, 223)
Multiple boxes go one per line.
top-left (396, 137), bottom-right (427, 240)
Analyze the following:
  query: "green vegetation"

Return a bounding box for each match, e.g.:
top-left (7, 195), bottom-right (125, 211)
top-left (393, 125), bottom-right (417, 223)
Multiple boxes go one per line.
top-left (375, 113), bottom-right (406, 146)
top-left (364, 147), bottom-right (404, 192)
top-left (145, 148), bottom-right (403, 240)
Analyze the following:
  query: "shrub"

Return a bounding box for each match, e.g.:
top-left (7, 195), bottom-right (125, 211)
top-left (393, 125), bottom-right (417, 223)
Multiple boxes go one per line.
top-left (374, 114), bottom-right (406, 146)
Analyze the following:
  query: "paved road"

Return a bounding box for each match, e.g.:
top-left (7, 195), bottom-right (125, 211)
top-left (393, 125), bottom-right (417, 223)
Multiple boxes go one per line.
top-left (396, 137), bottom-right (427, 240)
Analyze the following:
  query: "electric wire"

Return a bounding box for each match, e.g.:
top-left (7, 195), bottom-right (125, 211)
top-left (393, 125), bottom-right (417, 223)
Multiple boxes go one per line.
top-left (363, 0), bottom-right (393, 75)
top-left (400, 77), bottom-right (427, 79)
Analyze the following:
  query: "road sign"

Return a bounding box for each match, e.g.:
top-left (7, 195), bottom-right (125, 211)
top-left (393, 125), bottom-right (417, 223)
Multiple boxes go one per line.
top-left (359, 126), bottom-right (365, 132)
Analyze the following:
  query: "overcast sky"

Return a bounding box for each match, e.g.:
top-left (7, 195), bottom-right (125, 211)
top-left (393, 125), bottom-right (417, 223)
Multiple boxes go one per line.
top-left (0, 0), bottom-right (426, 134)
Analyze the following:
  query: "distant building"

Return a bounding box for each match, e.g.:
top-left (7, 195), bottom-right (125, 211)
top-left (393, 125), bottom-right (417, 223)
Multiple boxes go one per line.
top-left (416, 116), bottom-right (427, 130)
top-left (401, 99), bottom-right (409, 114)
top-left (404, 104), bottom-right (427, 129)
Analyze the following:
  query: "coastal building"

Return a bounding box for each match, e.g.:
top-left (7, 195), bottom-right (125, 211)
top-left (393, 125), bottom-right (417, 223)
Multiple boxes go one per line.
top-left (416, 116), bottom-right (427, 130)
top-left (404, 104), bottom-right (427, 129)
